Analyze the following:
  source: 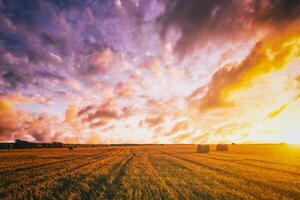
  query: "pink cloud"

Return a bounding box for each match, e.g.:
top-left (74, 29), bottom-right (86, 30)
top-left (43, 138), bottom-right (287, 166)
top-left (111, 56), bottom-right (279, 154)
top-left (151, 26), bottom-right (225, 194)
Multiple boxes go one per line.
top-left (116, 82), bottom-right (135, 97)
top-left (164, 121), bottom-right (189, 136)
top-left (142, 58), bottom-right (161, 74)
top-left (145, 115), bottom-right (165, 128)
top-left (79, 98), bottom-right (135, 129)
top-left (80, 49), bottom-right (114, 75)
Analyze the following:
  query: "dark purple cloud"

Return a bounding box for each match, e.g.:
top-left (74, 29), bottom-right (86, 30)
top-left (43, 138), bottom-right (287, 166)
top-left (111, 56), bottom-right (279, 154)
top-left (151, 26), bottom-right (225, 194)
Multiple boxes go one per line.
top-left (0, 0), bottom-right (156, 93)
top-left (158, 0), bottom-right (300, 57)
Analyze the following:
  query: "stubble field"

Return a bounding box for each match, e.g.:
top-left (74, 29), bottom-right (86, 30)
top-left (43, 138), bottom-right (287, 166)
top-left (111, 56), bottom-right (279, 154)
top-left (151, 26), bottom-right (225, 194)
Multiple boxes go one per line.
top-left (0, 144), bottom-right (300, 200)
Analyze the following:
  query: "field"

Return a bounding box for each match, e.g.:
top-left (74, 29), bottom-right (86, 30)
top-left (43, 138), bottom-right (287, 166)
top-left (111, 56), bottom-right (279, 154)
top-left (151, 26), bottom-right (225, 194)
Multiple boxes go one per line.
top-left (0, 144), bottom-right (300, 200)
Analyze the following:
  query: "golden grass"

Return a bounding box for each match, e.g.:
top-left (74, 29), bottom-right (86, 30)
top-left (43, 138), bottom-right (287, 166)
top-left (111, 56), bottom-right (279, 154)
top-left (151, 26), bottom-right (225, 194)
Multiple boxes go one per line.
top-left (0, 144), bottom-right (300, 199)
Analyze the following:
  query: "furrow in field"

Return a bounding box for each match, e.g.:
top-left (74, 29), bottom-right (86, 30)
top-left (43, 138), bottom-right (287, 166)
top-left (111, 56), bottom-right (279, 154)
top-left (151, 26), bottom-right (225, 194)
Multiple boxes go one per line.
top-left (109, 148), bottom-right (179, 200)
top-left (146, 148), bottom-right (248, 200)
top-left (143, 149), bottom-right (180, 199)
top-left (105, 150), bottom-right (134, 200)
top-left (0, 148), bottom-right (116, 173)
top-left (244, 158), bottom-right (300, 168)
top-left (51, 148), bottom-right (128, 200)
top-left (0, 148), bottom-right (119, 188)
top-left (193, 153), bottom-right (300, 176)
top-left (0, 148), bottom-right (123, 199)
top-left (151, 147), bottom-right (300, 199)
top-left (155, 146), bottom-right (300, 177)
top-left (146, 148), bottom-right (199, 200)
top-left (78, 148), bottom-right (133, 200)
top-left (164, 145), bottom-right (300, 168)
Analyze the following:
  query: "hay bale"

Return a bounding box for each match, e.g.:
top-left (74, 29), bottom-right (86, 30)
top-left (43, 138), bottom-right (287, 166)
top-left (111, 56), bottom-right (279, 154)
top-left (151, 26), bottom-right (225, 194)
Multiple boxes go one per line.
top-left (68, 146), bottom-right (74, 150)
top-left (231, 143), bottom-right (235, 145)
top-left (216, 144), bottom-right (228, 151)
top-left (197, 144), bottom-right (209, 153)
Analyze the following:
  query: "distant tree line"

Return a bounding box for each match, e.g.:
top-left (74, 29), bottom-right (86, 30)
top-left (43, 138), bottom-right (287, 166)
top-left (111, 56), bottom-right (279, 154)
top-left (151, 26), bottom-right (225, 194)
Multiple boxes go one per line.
top-left (0, 139), bottom-right (64, 149)
top-left (0, 139), bottom-right (112, 149)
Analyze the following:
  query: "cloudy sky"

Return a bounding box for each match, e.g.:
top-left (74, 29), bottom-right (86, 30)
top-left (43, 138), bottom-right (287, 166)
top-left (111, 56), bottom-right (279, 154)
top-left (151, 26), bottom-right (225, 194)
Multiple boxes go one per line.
top-left (1, 0), bottom-right (300, 144)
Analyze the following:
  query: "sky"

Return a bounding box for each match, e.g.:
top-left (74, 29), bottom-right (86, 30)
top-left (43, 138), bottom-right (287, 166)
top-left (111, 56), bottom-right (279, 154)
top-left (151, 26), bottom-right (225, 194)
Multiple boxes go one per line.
top-left (1, 0), bottom-right (300, 144)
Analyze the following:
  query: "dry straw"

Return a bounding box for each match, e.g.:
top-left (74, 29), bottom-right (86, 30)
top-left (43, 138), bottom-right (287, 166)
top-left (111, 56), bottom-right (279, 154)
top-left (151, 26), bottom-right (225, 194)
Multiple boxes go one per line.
top-left (197, 144), bottom-right (209, 153)
top-left (216, 144), bottom-right (228, 151)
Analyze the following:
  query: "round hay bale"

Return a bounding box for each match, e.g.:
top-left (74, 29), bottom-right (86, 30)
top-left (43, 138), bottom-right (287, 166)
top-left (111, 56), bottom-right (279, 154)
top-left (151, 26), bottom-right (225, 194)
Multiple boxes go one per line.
top-left (197, 144), bottom-right (209, 153)
top-left (216, 144), bottom-right (228, 151)
top-left (68, 146), bottom-right (74, 150)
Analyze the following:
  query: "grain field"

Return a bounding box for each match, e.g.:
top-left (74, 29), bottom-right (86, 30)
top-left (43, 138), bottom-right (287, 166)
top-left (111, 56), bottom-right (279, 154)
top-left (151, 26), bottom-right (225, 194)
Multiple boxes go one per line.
top-left (0, 144), bottom-right (300, 200)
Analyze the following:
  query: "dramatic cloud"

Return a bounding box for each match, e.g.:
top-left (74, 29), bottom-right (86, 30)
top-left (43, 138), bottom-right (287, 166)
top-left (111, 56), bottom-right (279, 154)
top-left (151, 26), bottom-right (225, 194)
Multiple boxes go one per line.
top-left (0, 97), bottom-right (70, 142)
top-left (159, 0), bottom-right (245, 57)
top-left (78, 98), bottom-right (135, 129)
top-left (0, 98), bottom-right (17, 140)
top-left (1, 0), bottom-right (300, 144)
top-left (159, 0), bottom-right (300, 57)
top-left (198, 25), bottom-right (300, 110)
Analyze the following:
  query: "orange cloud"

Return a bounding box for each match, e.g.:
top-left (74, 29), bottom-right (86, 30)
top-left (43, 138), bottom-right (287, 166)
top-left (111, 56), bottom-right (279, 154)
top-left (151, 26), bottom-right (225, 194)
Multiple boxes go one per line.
top-left (153, 126), bottom-right (163, 135)
top-left (86, 132), bottom-right (103, 144)
top-left (192, 133), bottom-right (210, 144)
top-left (0, 98), bottom-right (17, 141)
top-left (164, 121), bottom-right (189, 136)
top-left (172, 133), bottom-right (191, 143)
top-left (79, 98), bottom-right (135, 129)
top-left (65, 105), bottom-right (78, 122)
top-left (266, 104), bottom-right (287, 119)
top-left (296, 76), bottom-right (300, 99)
top-left (0, 98), bottom-right (13, 116)
top-left (199, 25), bottom-right (300, 110)
top-left (90, 120), bottom-right (110, 129)
top-left (142, 58), bottom-right (160, 74)
top-left (88, 108), bottom-right (119, 122)
top-left (121, 106), bottom-right (135, 118)
top-left (0, 100), bottom-right (67, 142)
top-left (116, 82), bottom-right (135, 97)
top-left (145, 116), bottom-right (164, 128)
top-left (78, 105), bottom-right (94, 117)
